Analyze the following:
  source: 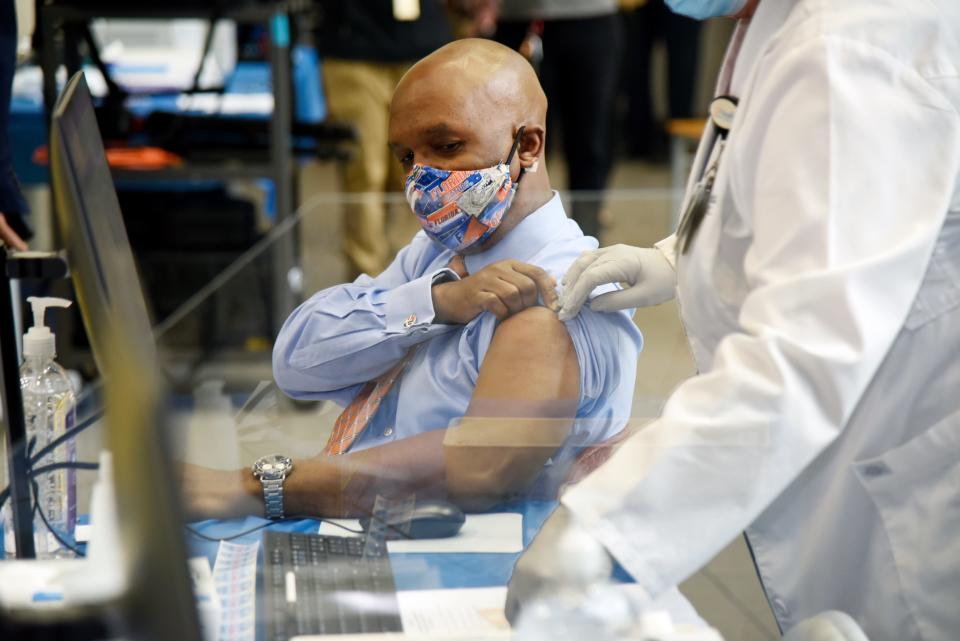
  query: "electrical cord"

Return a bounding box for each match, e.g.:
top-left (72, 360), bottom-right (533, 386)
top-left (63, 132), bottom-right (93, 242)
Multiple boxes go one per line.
top-left (0, 406), bottom-right (103, 513)
top-left (4, 464), bottom-right (399, 548)
top-left (184, 520), bottom-right (276, 542)
top-left (31, 461), bottom-right (100, 475)
top-left (28, 408), bottom-right (104, 468)
top-left (8, 421), bottom-right (428, 553)
top-left (0, 435), bottom-right (40, 511)
top-left (3, 392), bottom-right (438, 553)
top-left (314, 518), bottom-right (365, 536)
top-left (2, 439), bottom-right (98, 558)
top-left (0, 461), bottom-right (99, 511)
top-left (30, 477), bottom-right (86, 558)
top-left (184, 514), bottom-right (364, 543)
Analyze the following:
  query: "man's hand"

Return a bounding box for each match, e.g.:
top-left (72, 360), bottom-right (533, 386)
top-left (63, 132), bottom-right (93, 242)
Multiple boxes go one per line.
top-left (0, 213), bottom-right (27, 251)
top-left (432, 259), bottom-right (559, 324)
top-left (558, 245), bottom-right (676, 321)
top-left (506, 504), bottom-right (614, 624)
top-left (178, 463), bottom-right (263, 520)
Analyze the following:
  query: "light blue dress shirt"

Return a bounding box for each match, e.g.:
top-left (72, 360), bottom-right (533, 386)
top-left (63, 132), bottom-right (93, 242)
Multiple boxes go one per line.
top-left (273, 193), bottom-right (642, 483)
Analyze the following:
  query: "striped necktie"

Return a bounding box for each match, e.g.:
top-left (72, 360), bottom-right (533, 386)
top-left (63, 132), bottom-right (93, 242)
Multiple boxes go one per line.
top-left (321, 351), bottom-right (416, 456)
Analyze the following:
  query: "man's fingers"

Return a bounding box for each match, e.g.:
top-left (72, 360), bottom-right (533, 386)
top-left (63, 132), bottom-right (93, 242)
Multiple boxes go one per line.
top-left (561, 250), bottom-right (600, 287)
top-left (511, 263), bottom-right (558, 311)
top-left (493, 278), bottom-right (527, 315)
top-left (0, 215), bottom-right (27, 252)
top-left (497, 273), bottom-right (539, 309)
top-left (479, 291), bottom-right (510, 320)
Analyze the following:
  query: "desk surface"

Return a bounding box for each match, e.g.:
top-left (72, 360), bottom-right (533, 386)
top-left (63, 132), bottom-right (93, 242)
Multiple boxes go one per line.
top-left (183, 500), bottom-right (715, 641)
top-left (184, 500), bottom-right (554, 641)
top-left (187, 499), bottom-right (558, 592)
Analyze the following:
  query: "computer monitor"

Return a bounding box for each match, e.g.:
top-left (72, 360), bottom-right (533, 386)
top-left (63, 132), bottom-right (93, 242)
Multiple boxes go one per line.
top-left (50, 72), bottom-right (202, 641)
top-left (49, 71), bottom-right (155, 372)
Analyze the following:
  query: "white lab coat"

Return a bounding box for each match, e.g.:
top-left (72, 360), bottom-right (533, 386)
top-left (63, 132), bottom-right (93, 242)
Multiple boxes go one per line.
top-left (561, 1), bottom-right (960, 639)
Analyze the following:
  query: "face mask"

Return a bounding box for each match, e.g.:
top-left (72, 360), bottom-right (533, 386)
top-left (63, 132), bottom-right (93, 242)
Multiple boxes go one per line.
top-left (665, 0), bottom-right (748, 20)
top-left (404, 127), bottom-right (526, 253)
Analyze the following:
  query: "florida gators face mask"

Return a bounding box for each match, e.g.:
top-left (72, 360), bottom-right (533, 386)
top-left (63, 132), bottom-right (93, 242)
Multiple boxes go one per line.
top-left (404, 127), bottom-right (526, 253)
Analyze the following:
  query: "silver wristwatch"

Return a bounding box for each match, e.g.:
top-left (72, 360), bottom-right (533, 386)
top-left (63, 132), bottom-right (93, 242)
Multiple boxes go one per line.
top-left (251, 454), bottom-right (293, 519)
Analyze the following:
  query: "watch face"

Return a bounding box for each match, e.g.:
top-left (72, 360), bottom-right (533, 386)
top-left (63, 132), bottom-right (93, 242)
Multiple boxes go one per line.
top-left (253, 454), bottom-right (292, 479)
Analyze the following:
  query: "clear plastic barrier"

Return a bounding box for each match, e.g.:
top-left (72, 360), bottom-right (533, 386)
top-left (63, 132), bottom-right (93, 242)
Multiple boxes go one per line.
top-left (2, 188), bottom-right (767, 641)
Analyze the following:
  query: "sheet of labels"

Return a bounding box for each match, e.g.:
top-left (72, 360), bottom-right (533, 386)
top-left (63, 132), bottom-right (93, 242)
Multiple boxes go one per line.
top-left (213, 540), bottom-right (260, 641)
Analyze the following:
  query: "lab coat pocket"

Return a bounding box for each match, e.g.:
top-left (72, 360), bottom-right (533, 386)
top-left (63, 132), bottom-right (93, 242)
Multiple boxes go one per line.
top-left (854, 409), bottom-right (960, 641)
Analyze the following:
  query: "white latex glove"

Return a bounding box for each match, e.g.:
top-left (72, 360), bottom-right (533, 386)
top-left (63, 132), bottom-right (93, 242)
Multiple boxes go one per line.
top-left (505, 504), bottom-right (613, 624)
top-left (558, 245), bottom-right (676, 321)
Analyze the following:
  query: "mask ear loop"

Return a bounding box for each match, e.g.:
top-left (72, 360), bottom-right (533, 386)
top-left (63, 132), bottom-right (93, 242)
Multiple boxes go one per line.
top-left (505, 126), bottom-right (527, 185)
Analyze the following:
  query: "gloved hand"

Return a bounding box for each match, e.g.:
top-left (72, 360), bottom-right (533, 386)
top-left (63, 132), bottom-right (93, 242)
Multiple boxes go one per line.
top-left (505, 504), bottom-right (613, 624)
top-left (558, 245), bottom-right (676, 321)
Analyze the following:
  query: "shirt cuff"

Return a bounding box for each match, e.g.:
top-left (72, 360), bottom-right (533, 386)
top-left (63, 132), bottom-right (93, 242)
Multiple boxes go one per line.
top-left (384, 268), bottom-right (459, 334)
top-left (654, 235), bottom-right (678, 271)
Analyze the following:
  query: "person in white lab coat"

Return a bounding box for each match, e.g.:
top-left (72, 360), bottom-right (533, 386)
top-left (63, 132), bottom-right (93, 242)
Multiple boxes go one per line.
top-left (506, 0), bottom-right (960, 639)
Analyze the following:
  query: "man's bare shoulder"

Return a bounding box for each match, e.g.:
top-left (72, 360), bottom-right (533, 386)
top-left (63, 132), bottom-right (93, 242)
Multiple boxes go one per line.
top-left (475, 306), bottom-right (579, 413)
top-left (495, 306), bottom-right (570, 343)
top-left (486, 307), bottom-right (576, 373)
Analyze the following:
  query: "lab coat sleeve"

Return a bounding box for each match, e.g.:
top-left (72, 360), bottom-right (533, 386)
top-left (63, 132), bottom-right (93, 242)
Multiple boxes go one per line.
top-left (561, 35), bottom-right (960, 596)
top-left (272, 232), bottom-right (458, 402)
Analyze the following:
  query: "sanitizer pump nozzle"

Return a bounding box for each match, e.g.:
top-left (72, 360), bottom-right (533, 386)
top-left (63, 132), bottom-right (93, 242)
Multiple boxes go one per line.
top-left (22, 296), bottom-right (72, 359)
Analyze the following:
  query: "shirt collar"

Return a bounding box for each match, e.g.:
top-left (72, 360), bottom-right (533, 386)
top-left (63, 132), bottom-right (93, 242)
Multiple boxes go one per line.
top-left (463, 191), bottom-right (571, 274)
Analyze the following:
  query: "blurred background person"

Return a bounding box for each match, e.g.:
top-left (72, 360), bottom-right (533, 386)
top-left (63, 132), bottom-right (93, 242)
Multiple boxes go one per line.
top-left (494, 0), bottom-right (623, 241)
top-left (1, 0), bottom-right (31, 251)
top-left (446, 0), bottom-right (500, 39)
top-left (313, 1), bottom-right (454, 279)
top-left (618, 0), bottom-right (702, 162)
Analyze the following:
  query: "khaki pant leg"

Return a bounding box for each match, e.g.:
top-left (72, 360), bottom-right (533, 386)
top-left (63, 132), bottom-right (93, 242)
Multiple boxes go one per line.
top-left (323, 60), bottom-right (396, 277)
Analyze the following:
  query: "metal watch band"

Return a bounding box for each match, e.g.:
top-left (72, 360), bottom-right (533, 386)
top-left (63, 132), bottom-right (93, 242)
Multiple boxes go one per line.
top-left (262, 477), bottom-right (285, 519)
top-left (431, 268), bottom-right (458, 286)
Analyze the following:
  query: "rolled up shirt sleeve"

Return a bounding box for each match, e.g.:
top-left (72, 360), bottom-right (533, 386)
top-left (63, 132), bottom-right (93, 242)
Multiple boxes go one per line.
top-left (273, 233), bottom-right (459, 401)
top-left (563, 303), bottom-right (644, 445)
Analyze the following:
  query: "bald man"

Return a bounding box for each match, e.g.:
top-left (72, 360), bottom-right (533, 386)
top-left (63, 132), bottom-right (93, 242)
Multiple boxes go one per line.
top-left (182, 40), bottom-right (642, 519)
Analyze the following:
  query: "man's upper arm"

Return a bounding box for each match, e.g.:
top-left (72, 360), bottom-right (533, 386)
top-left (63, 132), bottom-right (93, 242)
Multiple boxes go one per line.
top-left (458, 291), bottom-right (642, 444)
top-left (469, 306), bottom-right (580, 419)
top-left (442, 307), bottom-right (580, 502)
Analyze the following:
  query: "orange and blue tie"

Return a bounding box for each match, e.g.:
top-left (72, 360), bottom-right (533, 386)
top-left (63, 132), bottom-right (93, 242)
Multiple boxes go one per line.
top-left (322, 352), bottom-right (415, 456)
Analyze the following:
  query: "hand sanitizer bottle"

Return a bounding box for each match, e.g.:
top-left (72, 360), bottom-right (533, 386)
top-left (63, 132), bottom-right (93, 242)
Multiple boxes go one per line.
top-left (18, 296), bottom-right (77, 558)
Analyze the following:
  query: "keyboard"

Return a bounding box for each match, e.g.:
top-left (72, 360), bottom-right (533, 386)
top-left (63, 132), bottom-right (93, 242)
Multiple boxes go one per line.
top-left (263, 531), bottom-right (404, 639)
